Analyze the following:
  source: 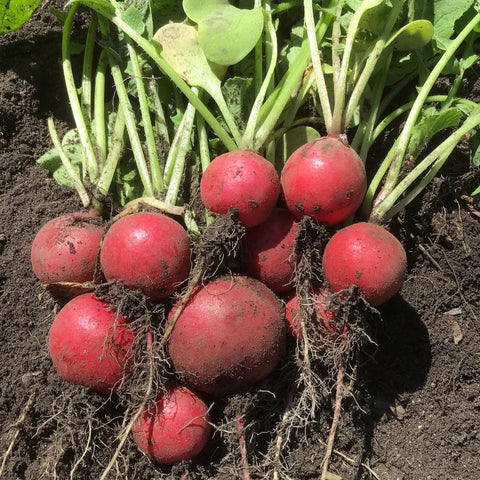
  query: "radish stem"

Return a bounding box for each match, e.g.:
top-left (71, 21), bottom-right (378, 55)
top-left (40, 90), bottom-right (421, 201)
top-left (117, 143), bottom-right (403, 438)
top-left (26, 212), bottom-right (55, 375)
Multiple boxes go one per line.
top-left (47, 118), bottom-right (91, 208)
top-left (62, 5), bottom-right (98, 182)
top-left (110, 61), bottom-right (154, 198)
top-left (127, 43), bottom-right (164, 193)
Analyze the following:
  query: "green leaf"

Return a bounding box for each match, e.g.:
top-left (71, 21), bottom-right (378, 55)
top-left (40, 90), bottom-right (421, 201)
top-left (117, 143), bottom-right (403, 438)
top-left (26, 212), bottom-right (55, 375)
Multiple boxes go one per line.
top-left (433, 0), bottom-right (476, 50)
top-left (387, 20), bottom-right (434, 51)
top-left (221, 76), bottom-right (254, 129)
top-left (407, 107), bottom-right (462, 159)
top-left (0, 0), bottom-right (41, 34)
top-left (183, 0), bottom-right (264, 66)
top-left (121, 4), bottom-right (147, 36)
top-left (357, 1), bottom-right (391, 34)
top-left (112, 156), bottom-right (144, 205)
top-left (152, 23), bottom-right (225, 90)
top-left (37, 129), bottom-right (83, 188)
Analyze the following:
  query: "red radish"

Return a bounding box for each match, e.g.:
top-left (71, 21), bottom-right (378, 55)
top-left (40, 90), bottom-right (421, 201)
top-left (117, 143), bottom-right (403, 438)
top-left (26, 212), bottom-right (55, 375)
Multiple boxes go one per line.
top-left (322, 222), bottom-right (407, 306)
top-left (31, 211), bottom-right (103, 284)
top-left (281, 136), bottom-right (367, 226)
top-left (200, 150), bottom-right (280, 227)
top-left (285, 288), bottom-right (339, 339)
top-left (242, 208), bottom-right (299, 292)
top-left (100, 212), bottom-right (191, 300)
top-left (167, 275), bottom-right (285, 395)
top-left (48, 293), bottom-right (136, 394)
top-left (132, 384), bottom-right (211, 464)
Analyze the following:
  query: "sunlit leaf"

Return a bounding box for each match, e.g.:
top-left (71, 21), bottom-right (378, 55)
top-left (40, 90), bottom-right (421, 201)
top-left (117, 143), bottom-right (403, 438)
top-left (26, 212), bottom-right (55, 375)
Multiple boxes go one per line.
top-left (0, 0), bottom-right (41, 34)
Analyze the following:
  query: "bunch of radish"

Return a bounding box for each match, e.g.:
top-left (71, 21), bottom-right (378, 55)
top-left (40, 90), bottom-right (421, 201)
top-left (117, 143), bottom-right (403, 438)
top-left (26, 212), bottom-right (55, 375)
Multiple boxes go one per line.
top-left (29, 0), bottom-right (480, 476)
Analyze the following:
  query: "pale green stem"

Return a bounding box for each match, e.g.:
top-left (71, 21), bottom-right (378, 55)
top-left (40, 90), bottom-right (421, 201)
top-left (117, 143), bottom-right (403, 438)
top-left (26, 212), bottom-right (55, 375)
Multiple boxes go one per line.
top-left (96, 108), bottom-right (126, 196)
top-left (148, 77), bottom-right (170, 146)
top-left (164, 96), bottom-right (197, 205)
top-left (331, 0), bottom-right (345, 96)
top-left (105, 11), bottom-right (238, 151)
top-left (352, 52), bottom-right (392, 160)
top-left (81, 13), bottom-right (98, 123)
top-left (373, 12), bottom-right (480, 209)
top-left (62, 5), bottom-right (98, 182)
top-left (304, 0), bottom-right (332, 131)
top-left (371, 95), bottom-right (448, 145)
top-left (93, 50), bottom-right (107, 167)
top-left (110, 62), bottom-right (154, 197)
top-left (344, 0), bottom-right (405, 129)
top-left (242, 9), bottom-right (278, 150)
top-left (164, 87), bottom-right (197, 189)
top-left (127, 43), bottom-right (164, 193)
top-left (197, 114), bottom-right (211, 173)
top-left (284, 68), bottom-right (316, 128)
top-left (372, 107), bottom-right (480, 220)
top-left (254, 6), bottom-right (334, 151)
top-left (47, 118), bottom-right (90, 207)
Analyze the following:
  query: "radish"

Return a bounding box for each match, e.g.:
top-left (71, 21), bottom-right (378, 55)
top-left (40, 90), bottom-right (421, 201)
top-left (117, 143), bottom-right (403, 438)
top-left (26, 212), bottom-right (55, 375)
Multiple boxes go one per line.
top-left (285, 288), bottom-right (340, 339)
top-left (132, 384), bottom-right (211, 464)
top-left (48, 293), bottom-right (136, 394)
top-left (167, 275), bottom-right (285, 395)
top-left (242, 208), bottom-right (299, 292)
top-left (200, 150), bottom-right (281, 227)
top-left (280, 136), bottom-right (367, 226)
top-left (31, 211), bottom-right (103, 284)
top-left (100, 212), bottom-right (191, 301)
top-left (322, 222), bottom-right (407, 306)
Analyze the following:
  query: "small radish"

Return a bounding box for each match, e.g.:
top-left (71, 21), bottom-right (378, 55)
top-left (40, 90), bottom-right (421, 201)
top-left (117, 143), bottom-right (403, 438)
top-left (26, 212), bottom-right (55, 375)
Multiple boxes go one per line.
top-left (242, 208), bottom-right (299, 292)
top-left (281, 136), bottom-right (367, 226)
top-left (31, 211), bottom-right (103, 284)
top-left (200, 150), bottom-right (281, 227)
top-left (167, 275), bottom-right (286, 395)
top-left (322, 222), bottom-right (407, 306)
top-left (100, 212), bottom-right (191, 300)
top-left (285, 288), bottom-right (341, 339)
top-left (132, 384), bottom-right (211, 465)
top-left (48, 293), bottom-right (136, 394)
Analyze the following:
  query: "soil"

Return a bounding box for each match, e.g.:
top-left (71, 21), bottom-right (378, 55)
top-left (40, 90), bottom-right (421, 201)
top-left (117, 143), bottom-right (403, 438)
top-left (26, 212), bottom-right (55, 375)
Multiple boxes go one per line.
top-left (1, 3), bottom-right (480, 480)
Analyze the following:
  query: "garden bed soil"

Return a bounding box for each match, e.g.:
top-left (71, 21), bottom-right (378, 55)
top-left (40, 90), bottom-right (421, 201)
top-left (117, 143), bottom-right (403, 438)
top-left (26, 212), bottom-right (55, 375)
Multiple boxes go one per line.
top-left (1, 3), bottom-right (479, 479)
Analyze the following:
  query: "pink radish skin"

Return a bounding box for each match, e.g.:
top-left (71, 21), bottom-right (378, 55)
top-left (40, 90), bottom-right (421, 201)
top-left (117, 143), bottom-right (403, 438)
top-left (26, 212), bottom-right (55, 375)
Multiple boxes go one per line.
top-left (167, 275), bottom-right (286, 395)
top-left (48, 293), bottom-right (136, 394)
top-left (100, 212), bottom-right (191, 300)
top-left (242, 208), bottom-right (299, 292)
top-left (200, 150), bottom-right (281, 227)
top-left (132, 384), bottom-right (211, 465)
top-left (281, 136), bottom-right (367, 226)
top-left (322, 222), bottom-right (407, 306)
top-left (285, 288), bottom-right (345, 340)
top-left (31, 211), bottom-right (103, 284)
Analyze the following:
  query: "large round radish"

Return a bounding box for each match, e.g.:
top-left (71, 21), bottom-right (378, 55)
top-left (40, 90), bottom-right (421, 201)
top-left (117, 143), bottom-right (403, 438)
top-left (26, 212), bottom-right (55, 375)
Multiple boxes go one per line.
top-left (322, 222), bottom-right (407, 306)
top-left (285, 288), bottom-right (344, 339)
top-left (31, 211), bottom-right (104, 284)
top-left (200, 150), bottom-right (281, 227)
top-left (242, 208), bottom-right (299, 292)
top-left (167, 275), bottom-right (285, 395)
top-left (281, 136), bottom-right (367, 226)
top-left (100, 212), bottom-right (191, 300)
top-left (132, 384), bottom-right (211, 464)
top-left (48, 293), bottom-right (136, 394)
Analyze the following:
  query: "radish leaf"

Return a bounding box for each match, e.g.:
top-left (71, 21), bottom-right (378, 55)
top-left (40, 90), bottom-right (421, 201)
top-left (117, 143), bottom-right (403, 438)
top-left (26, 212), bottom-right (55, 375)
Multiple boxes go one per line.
top-left (387, 20), bottom-right (434, 51)
top-left (183, 0), bottom-right (264, 66)
top-left (0, 0), bottom-right (41, 34)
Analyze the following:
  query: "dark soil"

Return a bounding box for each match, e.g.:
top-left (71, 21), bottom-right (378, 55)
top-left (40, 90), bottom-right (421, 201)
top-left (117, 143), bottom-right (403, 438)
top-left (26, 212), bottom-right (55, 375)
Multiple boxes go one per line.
top-left (1, 3), bottom-right (480, 479)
